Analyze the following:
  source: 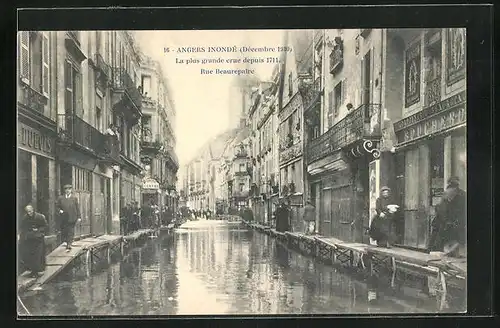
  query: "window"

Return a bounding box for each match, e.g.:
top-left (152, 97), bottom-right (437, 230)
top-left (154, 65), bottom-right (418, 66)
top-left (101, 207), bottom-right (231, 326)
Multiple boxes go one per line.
top-left (239, 183), bottom-right (245, 192)
top-left (64, 60), bottom-right (82, 116)
top-left (96, 92), bottom-right (103, 132)
top-left (19, 31), bottom-right (50, 98)
top-left (141, 75), bottom-right (151, 96)
top-left (239, 163), bottom-right (246, 172)
top-left (334, 80), bottom-right (343, 117)
top-left (288, 72), bottom-right (293, 96)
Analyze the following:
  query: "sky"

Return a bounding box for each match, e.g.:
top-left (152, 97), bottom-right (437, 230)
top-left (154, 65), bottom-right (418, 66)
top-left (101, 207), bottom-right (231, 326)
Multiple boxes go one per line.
top-left (134, 30), bottom-right (285, 167)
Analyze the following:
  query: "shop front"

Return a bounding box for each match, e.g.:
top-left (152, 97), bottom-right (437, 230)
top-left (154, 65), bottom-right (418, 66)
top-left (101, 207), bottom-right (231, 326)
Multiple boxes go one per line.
top-left (392, 90), bottom-right (466, 251)
top-left (57, 146), bottom-right (113, 238)
top-left (17, 120), bottom-right (58, 241)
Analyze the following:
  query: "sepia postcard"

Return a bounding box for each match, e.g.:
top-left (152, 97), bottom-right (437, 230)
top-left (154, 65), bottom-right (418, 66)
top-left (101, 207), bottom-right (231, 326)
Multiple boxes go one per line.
top-left (16, 9), bottom-right (478, 317)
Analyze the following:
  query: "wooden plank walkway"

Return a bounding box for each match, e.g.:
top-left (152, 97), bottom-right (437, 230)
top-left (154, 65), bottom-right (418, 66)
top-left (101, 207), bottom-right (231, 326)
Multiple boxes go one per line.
top-left (18, 231), bottom-right (153, 293)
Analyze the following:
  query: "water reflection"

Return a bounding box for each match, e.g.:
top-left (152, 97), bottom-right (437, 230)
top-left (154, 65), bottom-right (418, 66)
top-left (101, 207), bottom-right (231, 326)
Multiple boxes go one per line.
top-left (20, 221), bottom-right (448, 316)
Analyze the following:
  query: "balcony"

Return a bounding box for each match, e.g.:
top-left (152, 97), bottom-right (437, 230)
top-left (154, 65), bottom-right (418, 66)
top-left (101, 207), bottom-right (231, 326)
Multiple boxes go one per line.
top-left (141, 132), bottom-right (163, 155)
top-left (65, 31), bottom-right (86, 63)
top-left (306, 103), bottom-right (381, 164)
top-left (232, 190), bottom-right (249, 199)
top-left (234, 170), bottom-right (249, 177)
top-left (94, 53), bottom-right (111, 82)
top-left (299, 76), bottom-right (323, 114)
top-left (111, 67), bottom-right (142, 124)
top-left (425, 77), bottom-right (441, 107)
top-left (329, 41), bottom-right (344, 74)
top-left (18, 83), bottom-right (47, 114)
top-left (56, 114), bottom-right (119, 164)
top-left (165, 144), bottom-right (179, 170)
top-left (142, 96), bottom-right (157, 111)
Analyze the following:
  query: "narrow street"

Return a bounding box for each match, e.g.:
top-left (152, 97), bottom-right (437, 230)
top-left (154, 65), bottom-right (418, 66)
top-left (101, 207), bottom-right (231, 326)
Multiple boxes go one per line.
top-left (19, 220), bottom-right (450, 316)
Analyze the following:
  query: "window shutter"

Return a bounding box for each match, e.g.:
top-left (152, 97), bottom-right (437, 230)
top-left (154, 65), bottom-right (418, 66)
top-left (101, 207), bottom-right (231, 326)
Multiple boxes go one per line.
top-left (42, 32), bottom-right (50, 97)
top-left (327, 90), bottom-right (334, 127)
top-left (342, 78), bottom-right (347, 104)
top-left (19, 31), bottom-right (30, 84)
top-left (64, 61), bottom-right (73, 114)
top-left (74, 71), bottom-right (83, 116)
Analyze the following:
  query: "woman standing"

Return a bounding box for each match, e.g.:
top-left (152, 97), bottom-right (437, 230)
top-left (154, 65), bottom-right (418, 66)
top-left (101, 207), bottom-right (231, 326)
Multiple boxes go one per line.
top-left (20, 205), bottom-right (48, 277)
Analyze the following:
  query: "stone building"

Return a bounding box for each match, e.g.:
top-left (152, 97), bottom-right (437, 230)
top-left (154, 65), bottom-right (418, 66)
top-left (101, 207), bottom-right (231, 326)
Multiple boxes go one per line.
top-left (304, 28), bottom-right (466, 251)
top-left (138, 55), bottom-right (179, 212)
top-left (248, 65), bottom-right (282, 224)
top-left (17, 30), bottom-right (144, 244)
top-left (278, 30), bottom-right (314, 232)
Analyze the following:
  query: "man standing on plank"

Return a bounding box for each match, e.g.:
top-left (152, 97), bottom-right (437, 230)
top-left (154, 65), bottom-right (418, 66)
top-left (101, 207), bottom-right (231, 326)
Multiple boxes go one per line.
top-left (56, 184), bottom-right (81, 252)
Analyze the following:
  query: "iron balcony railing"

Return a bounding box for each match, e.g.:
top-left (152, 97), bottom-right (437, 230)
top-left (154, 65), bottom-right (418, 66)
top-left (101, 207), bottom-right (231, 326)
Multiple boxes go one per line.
top-left (111, 67), bottom-right (142, 111)
top-left (57, 113), bottom-right (120, 163)
top-left (306, 103), bottom-right (382, 163)
top-left (94, 53), bottom-right (111, 80)
top-left (141, 132), bottom-right (163, 150)
top-left (19, 83), bottom-right (47, 114)
top-left (329, 47), bottom-right (343, 74)
top-left (299, 77), bottom-right (322, 114)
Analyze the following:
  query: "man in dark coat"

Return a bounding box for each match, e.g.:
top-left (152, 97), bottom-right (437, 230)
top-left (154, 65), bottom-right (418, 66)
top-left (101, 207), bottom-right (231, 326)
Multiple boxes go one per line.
top-left (20, 205), bottom-right (48, 277)
top-left (275, 198), bottom-right (290, 233)
top-left (56, 184), bottom-right (80, 252)
top-left (429, 177), bottom-right (466, 256)
top-left (369, 186), bottom-right (400, 247)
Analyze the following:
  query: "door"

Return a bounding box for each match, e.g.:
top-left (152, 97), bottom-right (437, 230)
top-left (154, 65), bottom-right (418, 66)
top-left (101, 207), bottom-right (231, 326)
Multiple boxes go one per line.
top-left (321, 188), bottom-right (332, 237)
top-left (331, 185), bottom-right (354, 242)
top-left (312, 183), bottom-right (321, 234)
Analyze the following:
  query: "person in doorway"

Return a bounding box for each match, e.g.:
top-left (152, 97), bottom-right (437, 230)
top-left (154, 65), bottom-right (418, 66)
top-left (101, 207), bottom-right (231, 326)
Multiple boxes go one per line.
top-left (56, 184), bottom-right (81, 252)
top-left (20, 205), bottom-right (48, 277)
top-left (275, 198), bottom-right (290, 233)
top-left (429, 177), bottom-right (466, 257)
top-left (369, 186), bottom-right (399, 248)
top-left (303, 199), bottom-right (316, 235)
top-left (242, 206), bottom-right (254, 223)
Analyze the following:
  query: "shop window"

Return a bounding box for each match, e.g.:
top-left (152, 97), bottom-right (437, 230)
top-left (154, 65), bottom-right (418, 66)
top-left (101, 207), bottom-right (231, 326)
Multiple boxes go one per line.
top-left (452, 131), bottom-right (467, 191)
top-left (430, 137), bottom-right (445, 208)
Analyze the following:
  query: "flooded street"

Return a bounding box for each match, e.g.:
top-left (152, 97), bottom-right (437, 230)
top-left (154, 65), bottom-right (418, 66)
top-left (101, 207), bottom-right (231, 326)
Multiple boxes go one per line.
top-left (21, 221), bottom-right (446, 316)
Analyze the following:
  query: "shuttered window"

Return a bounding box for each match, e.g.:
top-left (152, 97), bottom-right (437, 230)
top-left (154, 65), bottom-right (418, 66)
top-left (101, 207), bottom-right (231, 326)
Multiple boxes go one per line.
top-left (64, 61), bottom-right (73, 114)
top-left (19, 32), bottom-right (50, 98)
top-left (327, 90), bottom-right (334, 127)
top-left (19, 32), bottom-right (30, 84)
top-left (42, 32), bottom-right (50, 97)
top-left (64, 60), bottom-right (83, 116)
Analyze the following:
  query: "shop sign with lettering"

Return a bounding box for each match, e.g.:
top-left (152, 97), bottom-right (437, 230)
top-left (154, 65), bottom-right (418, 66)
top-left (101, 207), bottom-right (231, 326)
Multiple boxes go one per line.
top-left (18, 122), bottom-right (55, 157)
top-left (394, 90), bottom-right (466, 132)
top-left (396, 105), bottom-right (466, 144)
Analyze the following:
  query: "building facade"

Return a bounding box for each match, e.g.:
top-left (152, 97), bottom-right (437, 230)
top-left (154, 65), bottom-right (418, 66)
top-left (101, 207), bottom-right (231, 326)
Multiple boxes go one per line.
top-left (17, 30), bottom-right (181, 245)
top-left (139, 55), bottom-right (179, 212)
top-left (303, 28), bottom-right (466, 251)
top-left (278, 30), bottom-right (313, 232)
top-left (248, 68), bottom-right (281, 225)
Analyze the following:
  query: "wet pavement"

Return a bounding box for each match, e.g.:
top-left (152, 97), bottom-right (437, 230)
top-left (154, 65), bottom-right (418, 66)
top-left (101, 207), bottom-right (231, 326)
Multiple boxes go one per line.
top-left (19, 220), bottom-right (460, 316)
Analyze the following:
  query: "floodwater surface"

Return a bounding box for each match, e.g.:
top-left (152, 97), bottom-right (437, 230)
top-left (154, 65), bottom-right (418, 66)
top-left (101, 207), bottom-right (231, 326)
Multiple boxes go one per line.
top-left (19, 220), bottom-right (462, 316)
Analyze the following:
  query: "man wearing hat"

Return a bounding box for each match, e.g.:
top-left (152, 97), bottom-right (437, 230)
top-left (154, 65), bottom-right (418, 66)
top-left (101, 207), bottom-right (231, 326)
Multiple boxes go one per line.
top-left (429, 176), bottom-right (466, 257)
top-left (56, 184), bottom-right (81, 252)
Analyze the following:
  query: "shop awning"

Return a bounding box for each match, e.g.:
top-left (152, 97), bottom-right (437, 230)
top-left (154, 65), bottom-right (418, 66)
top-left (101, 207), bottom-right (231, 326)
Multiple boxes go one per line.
top-left (307, 150), bottom-right (348, 175)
